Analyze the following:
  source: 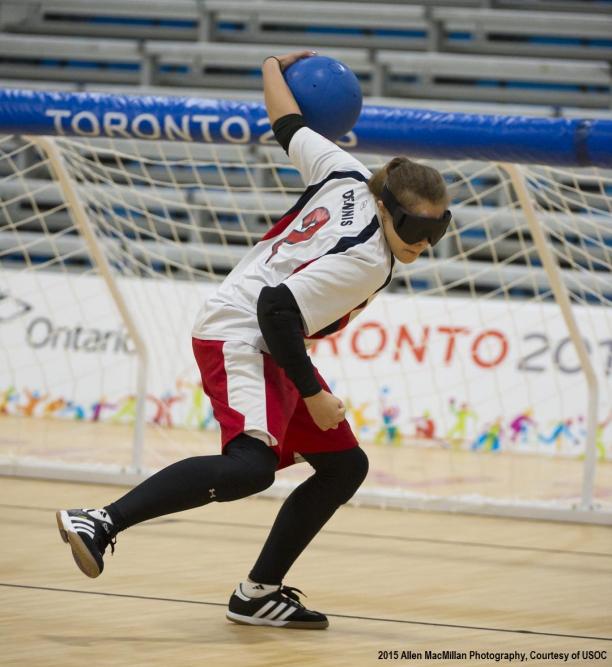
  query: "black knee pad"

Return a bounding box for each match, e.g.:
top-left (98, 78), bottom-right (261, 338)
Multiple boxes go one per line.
top-left (305, 446), bottom-right (369, 505)
top-left (338, 446), bottom-right (369, 499)
top-left (223, 433), bottom-right (277, 497)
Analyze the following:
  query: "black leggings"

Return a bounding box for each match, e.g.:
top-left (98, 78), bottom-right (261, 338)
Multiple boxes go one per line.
top-left (106, 434), bottom-right (368, 584)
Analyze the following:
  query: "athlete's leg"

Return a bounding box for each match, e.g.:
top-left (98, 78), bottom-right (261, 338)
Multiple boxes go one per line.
top-left (224, 366), bottom-right (362, 628)
top-left (56, 434), bottom-right (279, 577)
top-left (248, 446), bottom-right (368, 585)
top-left (59, 336), bottom-right (295, 579)
top-left (106, 434), bottom-right (278, 531)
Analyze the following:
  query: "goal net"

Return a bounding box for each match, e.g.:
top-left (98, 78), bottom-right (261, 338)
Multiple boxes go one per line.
top-left (0, 102), bottom-right (610, 522)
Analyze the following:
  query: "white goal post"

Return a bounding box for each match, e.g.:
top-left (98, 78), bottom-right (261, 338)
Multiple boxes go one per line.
top-left (0, 91), bottom-right (610, 524)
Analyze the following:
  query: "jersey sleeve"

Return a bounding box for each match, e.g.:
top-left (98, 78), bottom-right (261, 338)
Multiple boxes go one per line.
top-left (288, 127), bottom-right (370, 187)
top-left (282, 250), bottom-right (387, 337)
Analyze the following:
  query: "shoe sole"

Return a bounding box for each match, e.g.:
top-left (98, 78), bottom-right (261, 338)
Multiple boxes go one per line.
top-left (56, 510), bottom-right (102, 579)
top-left (226, 611), bottom-right (328, 630)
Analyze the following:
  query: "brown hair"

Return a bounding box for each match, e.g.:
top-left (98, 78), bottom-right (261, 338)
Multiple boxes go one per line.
top-left (368, 157), bottom-right (447, 211)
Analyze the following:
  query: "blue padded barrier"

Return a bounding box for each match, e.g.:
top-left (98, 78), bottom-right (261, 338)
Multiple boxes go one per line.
top-left (0, 88), bottom-right (610, 167)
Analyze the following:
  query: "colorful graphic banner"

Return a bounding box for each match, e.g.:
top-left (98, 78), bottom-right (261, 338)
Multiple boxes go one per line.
top-left (0, 271), bottom-right (610, 458)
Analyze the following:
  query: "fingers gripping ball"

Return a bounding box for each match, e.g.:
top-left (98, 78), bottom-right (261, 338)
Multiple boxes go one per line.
top-left (284, 56), bottom-right (363, 141)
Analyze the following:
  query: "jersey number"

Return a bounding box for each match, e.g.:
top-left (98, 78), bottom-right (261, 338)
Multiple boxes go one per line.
top-left (265, 206), bottom-right (330, 264)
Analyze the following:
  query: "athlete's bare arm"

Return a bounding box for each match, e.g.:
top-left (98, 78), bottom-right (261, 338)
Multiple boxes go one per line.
top-left (262, 50), bottom-right (315, 125)
top-left (260, 51), bottom-right (348, 432)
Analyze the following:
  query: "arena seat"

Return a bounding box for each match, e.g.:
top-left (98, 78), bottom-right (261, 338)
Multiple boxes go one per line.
top-left (0, 78), bottom-right (77, 91)
top-left (202, 0), bottom-right (430, 50)
top-left (432, 8), bottom-right (612, 60)
top-left (375, 50), bottom-right (611, 107)
top-left (0, 0), bottom-right (206, 41)
top-left (1, 0), bottom-right (431, 47)
top-left (142, 41), bottom-right (372, 89)
top-left (0, 33), bottom-right (141, 84)
top-left (494, 0), bottom-right (611, 13)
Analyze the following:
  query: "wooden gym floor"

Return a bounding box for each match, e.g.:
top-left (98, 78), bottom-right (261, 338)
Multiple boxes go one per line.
top-left (1, 475), bottom-right (611, 667)
top-left (1, 417), bottom-right (611, 665)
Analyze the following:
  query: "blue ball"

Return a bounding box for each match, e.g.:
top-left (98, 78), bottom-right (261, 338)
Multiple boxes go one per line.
top-left (284, 56), bottom-right (363, 141)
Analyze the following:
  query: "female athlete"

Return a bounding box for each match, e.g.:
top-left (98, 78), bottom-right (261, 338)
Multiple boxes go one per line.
top-left (56, 50), bottom-right (451, 630)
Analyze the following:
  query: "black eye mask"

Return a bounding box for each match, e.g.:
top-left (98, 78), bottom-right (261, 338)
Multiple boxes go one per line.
top-left (381, 185), bottom-right (451, 246)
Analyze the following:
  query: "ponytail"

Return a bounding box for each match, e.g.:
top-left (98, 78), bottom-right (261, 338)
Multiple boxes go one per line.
top-left (368, 157), bottom-right (447, 210)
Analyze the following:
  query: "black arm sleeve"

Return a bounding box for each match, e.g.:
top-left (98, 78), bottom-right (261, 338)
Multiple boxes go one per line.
top-left (272, 114), bottom-right (306, 153)
top-left (257, 283), bottom-right (322, 398)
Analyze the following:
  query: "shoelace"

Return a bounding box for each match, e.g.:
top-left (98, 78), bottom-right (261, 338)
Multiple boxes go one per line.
top-left (94, 532), bottom-right (116, 555)
top-left (73, 511), bottom-right (117, 556)
top-left (280, 585), bottom-right (306, 608)
top-left (98, 517), bottom-right (117, 555)
top-left (95, 525), bottom-right (117, 555)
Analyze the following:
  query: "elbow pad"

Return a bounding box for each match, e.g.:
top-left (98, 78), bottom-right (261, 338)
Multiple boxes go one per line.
top-left (272, 114), bottom-right (306, 153)
top-left (257, 284), bottom-right (302, 325)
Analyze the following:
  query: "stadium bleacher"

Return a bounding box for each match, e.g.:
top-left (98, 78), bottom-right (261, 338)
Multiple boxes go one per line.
top-left (141, 41), bottom-right (373, 90)
top-left (376, 51), bottom-right (611, 107)
top-left (0, 0), bottom-right (609, 108)
top-left (430, 8), bottom-right (612, 60)
top-left (0, 0), bottom-right (610, 298)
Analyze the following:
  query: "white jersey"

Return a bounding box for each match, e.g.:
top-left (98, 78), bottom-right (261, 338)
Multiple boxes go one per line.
top-left (192, 127), bottom-right (394, 351)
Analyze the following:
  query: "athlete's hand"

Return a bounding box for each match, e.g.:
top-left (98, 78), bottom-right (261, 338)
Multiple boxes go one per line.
top-left (262, 50), bottom-right (316, 129)
top-left (304, 390), bottom-right (346, 431)
top-left (270, 50), bottom-right (317, 72)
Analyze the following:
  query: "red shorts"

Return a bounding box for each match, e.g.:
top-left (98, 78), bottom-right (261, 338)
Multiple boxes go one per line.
top-left (192, 338), bottom-right (358, 470)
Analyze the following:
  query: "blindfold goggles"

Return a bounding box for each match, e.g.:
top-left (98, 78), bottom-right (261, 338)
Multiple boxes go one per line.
top-left (381, 185), bottom-right (451, 246)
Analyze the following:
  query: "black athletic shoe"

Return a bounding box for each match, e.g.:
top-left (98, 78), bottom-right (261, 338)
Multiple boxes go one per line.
top-left (226, 584), bottom-right (329, 629)
top-left (56, 508), bottom-right (116, 578)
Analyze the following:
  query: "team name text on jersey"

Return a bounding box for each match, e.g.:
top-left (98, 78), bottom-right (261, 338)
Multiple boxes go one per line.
top-left (340, 189), bottom-right (355, 226)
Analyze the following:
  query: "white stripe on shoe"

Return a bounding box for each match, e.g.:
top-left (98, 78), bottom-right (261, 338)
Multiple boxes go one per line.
top-left (265, 602), bottom-right (288, 620)
top-left (253, 601), bottom-right (277, 618)
top-left (277, 605), bottom-right (298, 621)
top-left (73, 529), bottom-right (95, 539)
top-left (59, 512), bottom-right (95, 538)
top-left (74, 517), bottom-right (94, 525)
top-left (71, 522), bottom-right (95, 538)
